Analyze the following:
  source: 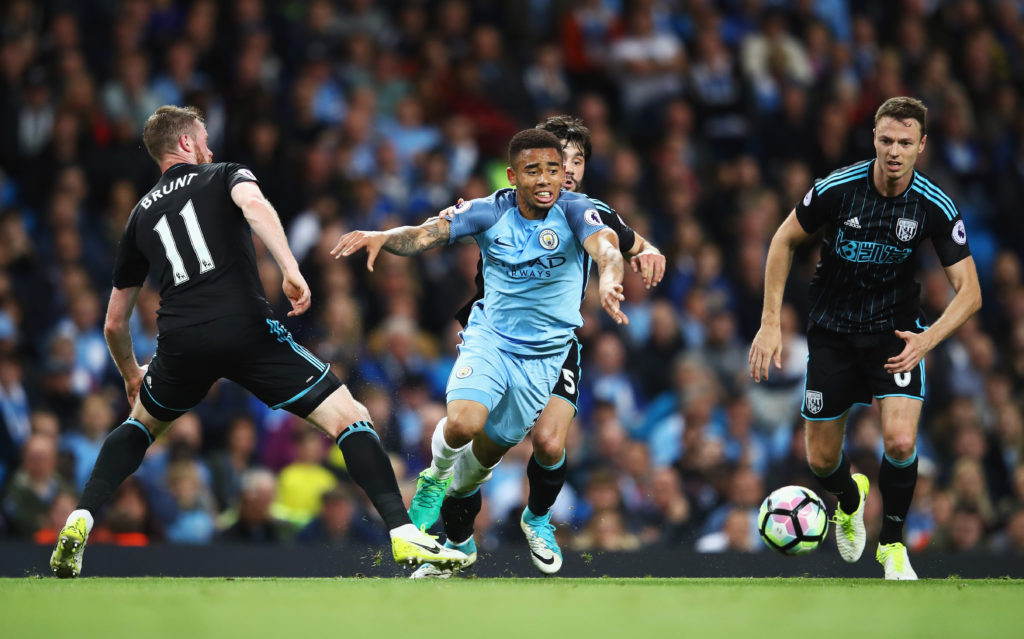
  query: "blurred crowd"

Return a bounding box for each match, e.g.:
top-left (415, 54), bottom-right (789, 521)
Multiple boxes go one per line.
top-left (1, 0), bottom-right (1024, 558)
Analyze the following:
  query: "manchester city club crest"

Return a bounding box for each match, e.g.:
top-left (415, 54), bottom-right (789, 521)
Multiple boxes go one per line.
top-left (539, 229), bottom-right (559, 250)
top-left (456, 365), bottom-right (472, 379)
top-left (896, 217), bottom-right (918, 242)
top-left (805, 390), bottom-right (823, 414)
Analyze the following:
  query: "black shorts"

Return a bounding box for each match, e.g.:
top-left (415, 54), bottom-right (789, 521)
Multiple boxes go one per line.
top-left (550, 338), bottom-right (581, 410)
top-left (801, 316), bottom-right (927, 421)
top-left (140, 315), bottom-right (341, 422)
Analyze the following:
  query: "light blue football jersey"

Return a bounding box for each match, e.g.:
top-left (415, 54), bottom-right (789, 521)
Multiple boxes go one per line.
top-left (448, 188), bottom-right (609, 357)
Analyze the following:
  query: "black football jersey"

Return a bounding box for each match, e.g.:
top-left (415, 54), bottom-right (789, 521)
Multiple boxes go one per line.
top-left (112, 162), bottom-right (271, 332)
top-left (795, 159), bottom-right (972, 334)
top-left (454, 194), bottom-right (636, 327)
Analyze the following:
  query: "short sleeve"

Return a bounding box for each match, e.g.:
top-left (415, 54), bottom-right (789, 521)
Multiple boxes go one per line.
top-left (591, 199), bottom-right (636, 253)
top-left (225, 163), bottom-right (259, 191)
top-left (795, 184), bottom-right (829, 233)
top-left (448, 195), bottom-right (502, 244)
top-left (929, 213), bottom-right (972, 267)
top-left (564, 199), bottom-right (609, 244)
top-left (111, 212), bottom-right (149, 289)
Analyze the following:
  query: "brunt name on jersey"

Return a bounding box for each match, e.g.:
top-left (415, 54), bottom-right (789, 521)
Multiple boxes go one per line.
top-left (140, 173), bottom-right (198, 209)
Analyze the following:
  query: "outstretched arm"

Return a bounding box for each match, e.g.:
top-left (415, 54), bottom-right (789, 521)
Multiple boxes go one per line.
top-left (231, 181), bottom-right (310, 317)
top-left (624, 231), bottom-right (665, 289)
top-left (583, 228), bottom-right (628, 325)
top-left (330, 216), bottom-right (452, 271)
top-left (105, 285), bottom-right (144, 405)
top-left (749, 210), bottom-right (810, 382)
top-left (885, 256), bottom-right (982, 374)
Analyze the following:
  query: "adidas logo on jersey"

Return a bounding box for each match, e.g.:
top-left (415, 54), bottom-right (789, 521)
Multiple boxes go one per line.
top-left (844, 217), bottom-right (861, 229)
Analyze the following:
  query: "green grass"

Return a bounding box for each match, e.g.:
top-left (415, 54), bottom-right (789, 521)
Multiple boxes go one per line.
top-left (2, 577), bottom-right (1020, 639)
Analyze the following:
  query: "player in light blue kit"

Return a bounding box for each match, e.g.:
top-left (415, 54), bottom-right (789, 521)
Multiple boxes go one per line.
top-left (332, 129), bottom-right (627, 574)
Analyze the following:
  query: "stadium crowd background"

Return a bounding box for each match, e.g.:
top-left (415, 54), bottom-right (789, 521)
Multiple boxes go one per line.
top-left (0, 0), bottom-right (1023, 558)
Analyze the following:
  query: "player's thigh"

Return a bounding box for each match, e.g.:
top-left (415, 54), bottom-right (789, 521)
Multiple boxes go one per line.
top-left (139, 326), bottom-right (219, 423)
top-left (445, 328), bottom-right (510, 428)
top-left (532, 339), bottom-right (580, 461)
top-left (878, 395), bottom-right (922, 459)
top-left (802, 326), bottom-right (870, 422)
top-left (865, 323), bottom-right (927, 404)
top-left (224, 317), bottom-right (341, 420)
top-left (484, 347), bottom-right (565, 449)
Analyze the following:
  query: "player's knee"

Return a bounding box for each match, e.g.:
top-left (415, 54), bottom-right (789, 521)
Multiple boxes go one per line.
top-left (884, 433), bottom-right (916, 461)
top-left (532, 429), bottom-right (564, 466)
top-left (445, 414), bottom-right (479, 445)
top-left (806, 448), bottom-right (840, 476)
top-left (445, 405), bottom-right (485, 444)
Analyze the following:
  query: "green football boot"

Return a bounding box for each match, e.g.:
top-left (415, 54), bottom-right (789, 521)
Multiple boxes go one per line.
top-left (408, 468), bottom-right (453, 530)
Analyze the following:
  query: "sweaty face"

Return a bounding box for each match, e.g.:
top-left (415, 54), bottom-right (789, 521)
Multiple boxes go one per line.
top-left (873, 116), bottom-right (924, 183)
top-left (562, 140), bottom-right (585, 192)
top-left (191, 121), bottom-right (214, 164)
top-left (509, 147), bottom-right (563, 212)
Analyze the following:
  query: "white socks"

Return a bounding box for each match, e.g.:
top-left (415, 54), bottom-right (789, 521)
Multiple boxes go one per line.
top-left (450, 446), bottom-right (498, 496)
top-left (66, 509), bottom-right (94, 534)
top-left (429, 417), bottom-right (470, 480)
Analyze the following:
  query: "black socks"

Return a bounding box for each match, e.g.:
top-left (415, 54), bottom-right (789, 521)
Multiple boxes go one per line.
top-left (440, 489), bottom-right (483, 544)
top-left (878, 451), bottom-right (918, 545)
top-left (335, 421), bottom-right (410, 530)
top-left (526, 451), bottom-right (567, 517)
top-left (812, 451), bottom-right (860, 514)
top-left (78, 419), bottom-right (153, 513)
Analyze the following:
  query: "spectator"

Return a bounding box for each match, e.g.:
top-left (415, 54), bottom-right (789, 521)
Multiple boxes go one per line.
top-left (164, 461), bottom-right (215, 544)
top-left (219, 468), bottom-right (290, 544)
top-left (61, 391), bottom-right (114, 491)
top-left (2, 434), bottom-right (75, 537)
top-left (273, 429), bottom-right (337, 527)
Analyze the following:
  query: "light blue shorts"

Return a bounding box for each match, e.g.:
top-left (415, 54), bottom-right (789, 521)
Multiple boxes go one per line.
top-left (446, 327), bottom-right (569, 448)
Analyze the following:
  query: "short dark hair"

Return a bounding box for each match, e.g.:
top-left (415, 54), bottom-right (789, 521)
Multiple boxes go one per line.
top-left (507, 128), bottom-right (563, 167)
top-left (536, 115), bottom-right (592, 160)
top-left (142, 105), bottom-right (204, 162)
top-left (874, 97), bottom-right (928, 136)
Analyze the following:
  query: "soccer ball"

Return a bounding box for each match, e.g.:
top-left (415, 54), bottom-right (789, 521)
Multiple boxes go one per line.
top-left (757, 485), bottom-right (829, 555)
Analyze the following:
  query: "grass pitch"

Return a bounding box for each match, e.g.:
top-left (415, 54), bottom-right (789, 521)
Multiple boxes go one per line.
top-left (1, 577), bottom-right (1019, 639)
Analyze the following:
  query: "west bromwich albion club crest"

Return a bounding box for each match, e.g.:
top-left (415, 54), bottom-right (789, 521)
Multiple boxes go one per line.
top-left (805, 390), bottom-right (823, 415)
top-left (896, 218), bottom-right (918, 242)
top-left (539, 229), bottom-right (559, 250)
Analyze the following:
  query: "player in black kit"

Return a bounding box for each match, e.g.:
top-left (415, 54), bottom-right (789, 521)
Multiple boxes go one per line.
top-left (49, 106), bottom-right (465, 577)
top-left (749, 97), bottom-right (981, 579)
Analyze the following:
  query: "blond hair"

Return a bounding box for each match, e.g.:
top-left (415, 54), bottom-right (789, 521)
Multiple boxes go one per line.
top-left (142, 105), bottom-right (204, 162)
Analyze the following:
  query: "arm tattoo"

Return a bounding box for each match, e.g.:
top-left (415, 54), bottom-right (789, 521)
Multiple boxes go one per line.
top-left (596, 241), bottom-right (624, 279)
top-left (382, 218), bottom-right (450, 255)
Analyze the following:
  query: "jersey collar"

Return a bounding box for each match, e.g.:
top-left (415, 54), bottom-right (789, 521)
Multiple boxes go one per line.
top-left (163, 162), bottom-right (195, 175)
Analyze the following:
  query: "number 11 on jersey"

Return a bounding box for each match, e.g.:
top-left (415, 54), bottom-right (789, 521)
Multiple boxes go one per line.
top-left (153, 199), bottom-right (215, 285)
